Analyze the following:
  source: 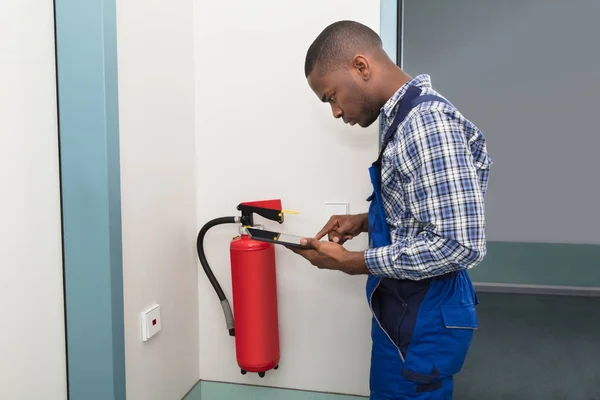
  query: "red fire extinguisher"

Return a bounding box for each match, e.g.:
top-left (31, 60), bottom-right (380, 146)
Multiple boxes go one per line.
top-left (196, 199), bottom-right (292, 377)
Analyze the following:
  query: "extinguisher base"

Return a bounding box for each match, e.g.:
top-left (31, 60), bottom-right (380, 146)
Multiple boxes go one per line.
top-left (239, 364), bottom-right (279, 377)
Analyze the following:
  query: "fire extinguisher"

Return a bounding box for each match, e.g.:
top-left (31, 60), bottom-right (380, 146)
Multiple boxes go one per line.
top-left (196, 199), bottom-right (292, 378)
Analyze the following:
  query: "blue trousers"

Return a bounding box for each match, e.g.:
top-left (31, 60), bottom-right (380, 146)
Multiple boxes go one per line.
top-left (366, 271), bottom-right (479, 399)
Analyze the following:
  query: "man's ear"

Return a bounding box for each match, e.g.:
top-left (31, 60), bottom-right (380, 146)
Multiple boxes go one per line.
top-left (352, 55), bottom-right (371, 80)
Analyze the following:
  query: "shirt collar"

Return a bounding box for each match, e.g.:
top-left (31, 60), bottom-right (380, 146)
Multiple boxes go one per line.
top-left (381, 74), bottom-right (433, 118)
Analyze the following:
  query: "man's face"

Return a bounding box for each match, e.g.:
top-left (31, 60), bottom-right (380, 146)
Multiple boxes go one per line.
top-left (307, 64), bottom-right (380, 128)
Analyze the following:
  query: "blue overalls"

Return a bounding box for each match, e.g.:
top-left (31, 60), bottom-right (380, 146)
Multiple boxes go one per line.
top-left (366, 86), bottom-right (479, 399)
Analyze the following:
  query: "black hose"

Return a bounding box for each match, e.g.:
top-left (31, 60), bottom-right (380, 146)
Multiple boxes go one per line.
top-left (196, 216), bottom-right (238, 336)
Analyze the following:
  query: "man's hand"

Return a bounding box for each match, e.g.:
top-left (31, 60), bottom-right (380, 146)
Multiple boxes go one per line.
top-left (315, 213), bottom-right (369, 244)
top-left (287, 238), bottom-right (370, 276)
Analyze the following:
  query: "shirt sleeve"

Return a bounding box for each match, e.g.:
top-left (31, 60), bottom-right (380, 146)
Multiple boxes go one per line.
top-left (364, 107), bottom-right (488, 280)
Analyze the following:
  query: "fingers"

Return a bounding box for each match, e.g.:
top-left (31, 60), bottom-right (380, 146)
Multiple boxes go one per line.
top-left (335, 219), bottom-right (354, 236)
top-left (300, 237), bottom-right (321, 250)
top-left (316, 216), bottom-right (349, 243)
top-left (285, 246), bottom-right (318, 265)
top-left (328, 232), bottom-right (344, 243)
top-left (329, 220), bottom-right (355, 243)
top-left (315, 217), bottom-right (339, 240)
top-left (327, 231), bottom-right (339, 243)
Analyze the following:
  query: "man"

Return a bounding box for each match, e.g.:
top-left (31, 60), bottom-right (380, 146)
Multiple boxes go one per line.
top-left (288, 20), bottom-right (492, 399)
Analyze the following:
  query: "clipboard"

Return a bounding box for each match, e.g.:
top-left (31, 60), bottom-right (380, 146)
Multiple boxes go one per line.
top-left (246, 227), bottom-right (305, 249)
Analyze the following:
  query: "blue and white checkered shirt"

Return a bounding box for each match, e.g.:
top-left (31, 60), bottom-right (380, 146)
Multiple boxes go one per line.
top-left (364, 74), bottom-right (492, 280)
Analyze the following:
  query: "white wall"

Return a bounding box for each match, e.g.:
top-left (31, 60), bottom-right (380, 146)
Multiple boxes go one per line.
top-left (194, 1), bottom-right (380, 396)
top-left (0, 0), bottom-right (68, 399)
top-left (116, 0), bottom-right (200, 398)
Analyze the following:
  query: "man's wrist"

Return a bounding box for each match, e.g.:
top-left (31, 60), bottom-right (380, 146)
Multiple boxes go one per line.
top-left (359, 213), bottom-right (369, 233)
top-left (342, 250), bottom-right (371, 275)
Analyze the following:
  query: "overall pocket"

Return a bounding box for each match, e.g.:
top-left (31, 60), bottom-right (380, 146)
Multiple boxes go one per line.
top-left (435, 303), bottom-right (478, 376)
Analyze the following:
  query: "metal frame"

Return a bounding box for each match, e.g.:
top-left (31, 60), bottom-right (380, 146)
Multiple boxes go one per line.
top-left (396, 0), bottom-right (404, 68)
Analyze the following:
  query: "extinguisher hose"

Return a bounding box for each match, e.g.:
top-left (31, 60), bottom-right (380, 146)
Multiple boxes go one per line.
top-left (196, 216), bottom-right (240, 337)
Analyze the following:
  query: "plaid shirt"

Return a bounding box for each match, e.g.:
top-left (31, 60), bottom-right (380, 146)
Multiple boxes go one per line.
top-left (364, 74), bottom-right (492, 280)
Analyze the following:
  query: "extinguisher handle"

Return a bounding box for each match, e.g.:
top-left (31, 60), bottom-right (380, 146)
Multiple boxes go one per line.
top-left (237, 204), bottom-right (284, 226)
top-left (221, 299), bottom-right (235, 336)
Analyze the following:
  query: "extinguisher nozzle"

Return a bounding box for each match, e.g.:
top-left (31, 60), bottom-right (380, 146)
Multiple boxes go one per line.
top-left (220, 298), bottom-right (235, 332)
top-left (229, 328), bottom-right (235, 337)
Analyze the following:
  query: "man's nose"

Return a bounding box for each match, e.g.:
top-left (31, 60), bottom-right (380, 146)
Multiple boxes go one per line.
top-left (331, 104), bottom-right (343, 119)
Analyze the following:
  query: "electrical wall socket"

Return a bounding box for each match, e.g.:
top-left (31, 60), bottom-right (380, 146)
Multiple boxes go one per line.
top-left (141, 304), bottom-right (161, 342)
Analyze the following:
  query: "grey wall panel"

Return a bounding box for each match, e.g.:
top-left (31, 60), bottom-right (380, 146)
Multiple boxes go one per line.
top-left (403, 0), bottom-right (600, 245)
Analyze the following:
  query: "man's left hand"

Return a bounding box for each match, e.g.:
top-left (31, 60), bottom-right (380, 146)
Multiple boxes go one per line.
top-left (286, 238), bottom-right (370, 276)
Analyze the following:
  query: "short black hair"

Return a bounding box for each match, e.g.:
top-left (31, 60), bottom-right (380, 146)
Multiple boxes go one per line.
top-left (304, 20), bottom-right (383, 78)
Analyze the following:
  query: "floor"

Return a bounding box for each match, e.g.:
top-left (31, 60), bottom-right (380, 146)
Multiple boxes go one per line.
top-left (184, 381), bottom-right (366, 400)
top-left (187, 292), bottom-right (600, 399)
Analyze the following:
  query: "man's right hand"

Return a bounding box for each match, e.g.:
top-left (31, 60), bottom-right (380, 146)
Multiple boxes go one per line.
top-left (314, 213), bottom-right (369, 244)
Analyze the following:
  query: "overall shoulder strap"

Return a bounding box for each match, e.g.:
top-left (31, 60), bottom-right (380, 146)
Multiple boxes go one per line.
top-left (413, 94), bottom-right (452, 108)
top-left (374, 88), bottom-right (452, 165)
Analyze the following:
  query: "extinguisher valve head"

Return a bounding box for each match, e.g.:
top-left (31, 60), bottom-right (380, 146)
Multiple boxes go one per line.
top-left (237, 200), bottom-right (288, 226)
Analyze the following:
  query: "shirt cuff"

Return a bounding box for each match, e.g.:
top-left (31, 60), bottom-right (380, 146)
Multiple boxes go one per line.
top-left (364, 246), bottom-right (396, 278)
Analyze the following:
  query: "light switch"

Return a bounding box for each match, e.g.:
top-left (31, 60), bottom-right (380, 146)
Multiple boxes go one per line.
top-left (141, 304), bottom-right (161, 342)
top-left (325, 202), bottom-right (349, 217)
